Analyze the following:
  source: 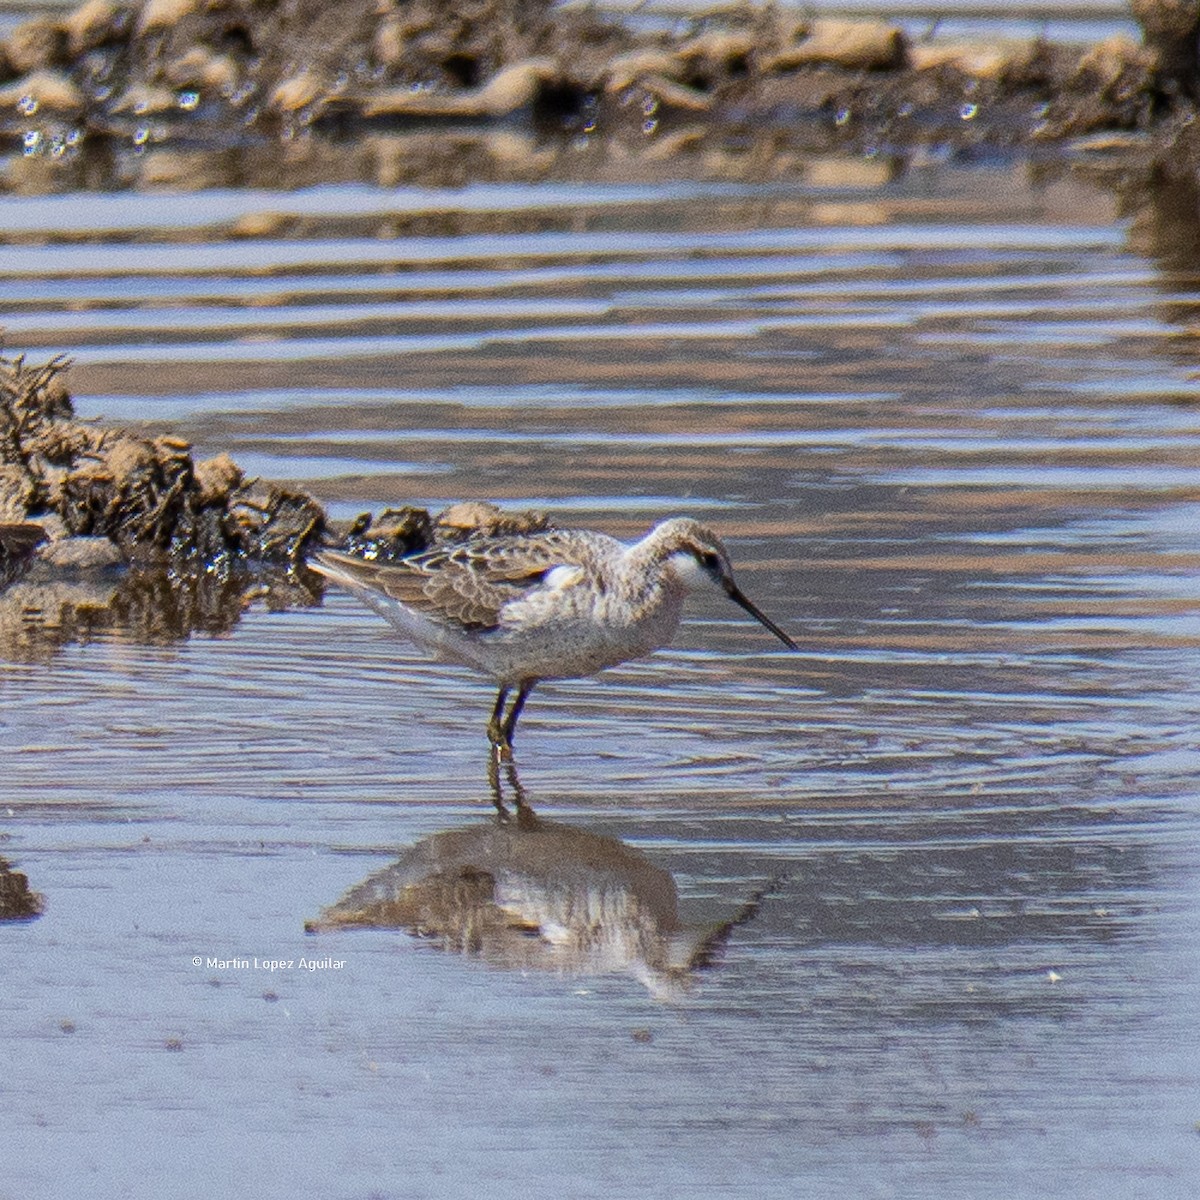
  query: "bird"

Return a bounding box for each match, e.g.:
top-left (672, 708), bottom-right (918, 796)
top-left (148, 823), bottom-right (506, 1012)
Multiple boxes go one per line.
top-left (309, 516), bottom-right (798, 759)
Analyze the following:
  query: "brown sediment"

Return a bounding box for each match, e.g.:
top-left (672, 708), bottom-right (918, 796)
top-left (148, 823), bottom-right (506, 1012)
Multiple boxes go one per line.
top-left (0, 352), bottom-right (327, 654)
top-left (0, 856), bottom-right (43, 921)
top-left (1, 355), bottom-right (554, 569)
top-left (0, 354), bottom-right (327, 570)
top-left (0, 0), bottom-right (1193, 184)
top-left (338, 499), bottom-right (551, 561)
top-left (0, 355), bottom-right (553, 656)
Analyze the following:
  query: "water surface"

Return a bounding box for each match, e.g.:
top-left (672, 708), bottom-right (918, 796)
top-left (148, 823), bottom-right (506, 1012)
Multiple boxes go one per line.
top-left (2, 153), bottom-right (1199, 1198)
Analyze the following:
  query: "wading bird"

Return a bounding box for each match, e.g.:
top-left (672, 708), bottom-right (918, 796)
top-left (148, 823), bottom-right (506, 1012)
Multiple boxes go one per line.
top-left (310, 517), bottom-right (797, 759)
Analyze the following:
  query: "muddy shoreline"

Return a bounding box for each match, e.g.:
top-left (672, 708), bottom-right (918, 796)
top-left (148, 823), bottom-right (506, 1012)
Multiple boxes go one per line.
top-left (0, 352), bottom-right (562, 656)
top-left (2, 0), bottom-right (1199, 188)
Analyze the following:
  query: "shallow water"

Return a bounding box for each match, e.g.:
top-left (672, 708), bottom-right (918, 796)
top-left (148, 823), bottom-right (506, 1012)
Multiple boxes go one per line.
top-left (2, 149), bottom-right (1200, 1199)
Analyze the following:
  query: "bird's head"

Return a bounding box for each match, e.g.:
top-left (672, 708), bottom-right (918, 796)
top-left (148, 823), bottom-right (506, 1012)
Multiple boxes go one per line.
top-left (650, 518), bottom-right (798, 650)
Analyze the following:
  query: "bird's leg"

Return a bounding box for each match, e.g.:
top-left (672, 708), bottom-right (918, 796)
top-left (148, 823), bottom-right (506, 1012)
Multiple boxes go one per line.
top-left (500, 682), bottom-right (534, 757)
top-left (487, 686), bottom-right (510, 758)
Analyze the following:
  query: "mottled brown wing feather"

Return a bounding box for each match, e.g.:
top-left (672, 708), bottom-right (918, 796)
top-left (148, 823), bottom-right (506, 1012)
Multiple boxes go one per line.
top-left (316, 535), bottom-right (580, 631)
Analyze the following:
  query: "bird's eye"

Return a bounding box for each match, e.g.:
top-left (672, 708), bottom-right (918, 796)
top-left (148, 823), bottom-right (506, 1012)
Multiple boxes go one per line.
top-left (698, 551), bottom-right (720, 572)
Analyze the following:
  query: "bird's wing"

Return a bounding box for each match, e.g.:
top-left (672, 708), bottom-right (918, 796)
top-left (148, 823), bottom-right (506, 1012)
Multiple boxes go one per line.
top-left (313, 534), bottom-right (588, 631)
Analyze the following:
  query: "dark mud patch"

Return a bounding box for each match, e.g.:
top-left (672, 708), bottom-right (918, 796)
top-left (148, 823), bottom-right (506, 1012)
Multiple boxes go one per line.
top-left (0, 854), bottom-right (42, 920)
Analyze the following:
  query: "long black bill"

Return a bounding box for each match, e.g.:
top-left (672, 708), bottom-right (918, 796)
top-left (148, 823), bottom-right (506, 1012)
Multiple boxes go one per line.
top-left (725, 581), bottom-right (799, 650)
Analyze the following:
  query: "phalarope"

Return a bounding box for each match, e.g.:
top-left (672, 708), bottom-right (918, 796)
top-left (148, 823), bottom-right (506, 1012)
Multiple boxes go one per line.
top-left (310, 516), bottom-right (797, 759)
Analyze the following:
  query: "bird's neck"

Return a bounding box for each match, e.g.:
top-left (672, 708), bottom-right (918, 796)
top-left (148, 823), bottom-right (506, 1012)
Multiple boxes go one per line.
top-left (624, 525), bottom-right (677, 568)
top-left (622, 529), bottom-right (669, 575)
top-left (617, 533), bottom-right (685, 606)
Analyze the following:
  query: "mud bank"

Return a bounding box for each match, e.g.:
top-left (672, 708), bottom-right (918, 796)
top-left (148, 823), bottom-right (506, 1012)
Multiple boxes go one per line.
top-left (0, 0), bottom-right (1194, 179)
top-left (0, 355), bottom-right (553, 656)
top-left (1, 354), bottom-right (325, 569)
top-left (0, 353), bottom-right (323, 653)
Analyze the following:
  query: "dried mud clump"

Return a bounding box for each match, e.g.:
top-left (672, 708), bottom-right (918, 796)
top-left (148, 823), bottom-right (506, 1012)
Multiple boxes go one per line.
top-left (336, 500), bottom-right (553, 563)
top-left (0, 354), bottom-right (326, 571)
top-left (0, 0), bottom-right (627, 135)
top-left (341, 505), bottom-right (435, 562)
top-left (435, 500), bottom-right (550, 541)
top-left (1131, 0), bottom-right (1200, 95)
top-left (0, 857), bottom-right (43, 921)
top-left (1, 354), bottom-right (557, 580)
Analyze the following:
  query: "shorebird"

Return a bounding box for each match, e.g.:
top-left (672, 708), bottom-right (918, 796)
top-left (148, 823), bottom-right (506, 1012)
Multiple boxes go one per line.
top-left (310, 516), bottom-right (797, 759)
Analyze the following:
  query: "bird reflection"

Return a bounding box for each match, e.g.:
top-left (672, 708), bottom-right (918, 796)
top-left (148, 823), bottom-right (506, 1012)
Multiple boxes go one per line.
top-left (310, 761), bottom-right (774, 998)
